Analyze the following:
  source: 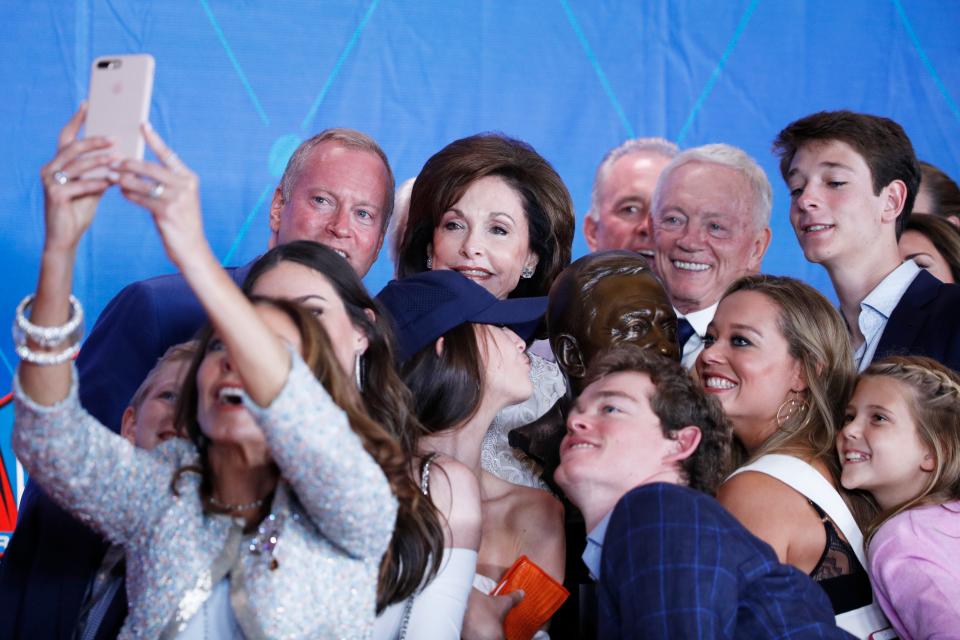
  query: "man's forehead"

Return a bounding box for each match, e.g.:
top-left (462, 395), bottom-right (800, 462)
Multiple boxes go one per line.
top-left (603, 151), bottom-right (671, 189)
top-left (581, 371), bottom-right (653, 403)
top-left (788, 139), bottom-right (864, 175)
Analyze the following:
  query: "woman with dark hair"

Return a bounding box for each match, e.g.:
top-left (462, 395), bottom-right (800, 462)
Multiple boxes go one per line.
top-left (397, 133), bottom-right (575, 490)
top-left (377, 270), bottom-right (565, 640)
top-left (697, 275), bottom-right (887, 636)
top-left (397, 133), bottom-right (574, 300)
top-left (915, 160), bottom-right (960, 226)
top-left (898, 213), bottom-right (960, 284)
top-left (14, 112), bottom-right (398, 637)
top-left (243, 240), bottom-right (480, 639)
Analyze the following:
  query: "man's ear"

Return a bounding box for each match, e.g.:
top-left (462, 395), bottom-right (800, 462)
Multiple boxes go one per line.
top-left (434, 336), bottom-right (445, 357)
top-left (583, 214), bottom-right (599, 253)
top-left (267, 187), bottom-right (285, 248)
top-left (748, 226), bottom-right (772, 271)
top-left (120, 406), bottom-right (137, 445)
top-left (881, 179), bottom-right (909, 224)
top-left (665, 426), bottom-right (702, 463)
top-left (554, 334), bottom-right (586, 379)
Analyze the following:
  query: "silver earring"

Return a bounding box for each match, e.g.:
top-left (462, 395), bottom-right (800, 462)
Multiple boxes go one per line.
top-left (354, 352), bottom-right (364, 390)
top-left (426, 255), bottom-right (433, 270)
top-left (520, 265), bottom-right (534, 279)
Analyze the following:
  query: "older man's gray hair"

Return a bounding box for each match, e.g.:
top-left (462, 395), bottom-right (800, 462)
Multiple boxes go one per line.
top-left (588, 137), bottom-right (679, 220)
top-left (652, 143), bottom-right (772, 229)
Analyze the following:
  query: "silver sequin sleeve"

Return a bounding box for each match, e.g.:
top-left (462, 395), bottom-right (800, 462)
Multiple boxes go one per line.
top-left (242, 349), bottom-right (397, 561)
top-left (12, 364), bottom-right (194, 546)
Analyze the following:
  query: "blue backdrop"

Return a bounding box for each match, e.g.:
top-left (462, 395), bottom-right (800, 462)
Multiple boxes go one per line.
top-left (2, 1), bottom-right (959, 542)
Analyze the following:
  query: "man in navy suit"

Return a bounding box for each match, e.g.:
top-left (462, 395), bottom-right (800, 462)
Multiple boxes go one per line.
top-left (0, 127), bottom-right (395, 639)
top-left (774, 110), bottom-right (960, 373)
top-left (554, 346), bottom-right (849, 639)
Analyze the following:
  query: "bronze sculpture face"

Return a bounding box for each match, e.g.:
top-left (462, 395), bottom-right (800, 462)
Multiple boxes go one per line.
top-left (548, 250), bottom-right (678, 390)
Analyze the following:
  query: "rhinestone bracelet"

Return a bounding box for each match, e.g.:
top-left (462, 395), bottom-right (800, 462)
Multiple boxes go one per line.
top-left (15, 340), bottom-right (81, 366)
top-left (13, 294), bottom-right (84, 348)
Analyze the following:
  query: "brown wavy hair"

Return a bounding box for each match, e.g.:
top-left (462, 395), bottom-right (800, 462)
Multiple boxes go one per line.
top-left (172, 295), bottom-right (437, 611)
top-left (859, 356), bottom-right (960, 544)
top-left (582, 345), bottom-right (732, 495)
top-left (397, 132), bottom-right (574, 299)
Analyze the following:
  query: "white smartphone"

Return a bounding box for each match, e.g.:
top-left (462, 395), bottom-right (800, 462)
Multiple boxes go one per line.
top-left (83, 54), bottom-right (155, 177)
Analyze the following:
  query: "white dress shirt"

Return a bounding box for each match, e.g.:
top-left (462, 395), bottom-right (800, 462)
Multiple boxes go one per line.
top-left (854, 260), bottom-right (921, 372)
top-left (677, 302), bottom-right (719, 370)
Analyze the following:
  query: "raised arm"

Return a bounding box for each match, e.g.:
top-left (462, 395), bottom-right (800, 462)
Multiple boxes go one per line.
top-left (14, 107), bottom-right (180, 543)
top-left (18, 104), bottom-right (116, 406)
top-left (115, 125), bottom-right (288, 406)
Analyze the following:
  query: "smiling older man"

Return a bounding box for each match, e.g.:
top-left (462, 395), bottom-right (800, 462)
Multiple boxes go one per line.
top-left (652, 144), bottom-right (772, 368)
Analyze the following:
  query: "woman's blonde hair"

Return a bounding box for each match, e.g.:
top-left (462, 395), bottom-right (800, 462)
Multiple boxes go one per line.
top-left (860, 356), bottom-right (960, 543)
top-left (723, 275), bottom-right (855, 470)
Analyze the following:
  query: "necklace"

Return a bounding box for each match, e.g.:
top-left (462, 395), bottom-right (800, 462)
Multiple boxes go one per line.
top-left (207, 494), bottom-right (266, 513)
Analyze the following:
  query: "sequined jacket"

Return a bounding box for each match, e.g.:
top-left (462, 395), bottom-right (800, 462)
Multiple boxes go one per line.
top-left (13, 352), bottom-right (397, 640)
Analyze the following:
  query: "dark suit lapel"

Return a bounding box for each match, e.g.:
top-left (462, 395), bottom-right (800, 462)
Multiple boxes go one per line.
top-left (876, 269), bottom-right (941, 360)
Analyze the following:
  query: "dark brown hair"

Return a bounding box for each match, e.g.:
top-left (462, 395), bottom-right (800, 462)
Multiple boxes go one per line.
top-left (581, 345), bottom-right (732, 495)
top-left (917, 161), bottom-right (960, 219)
top-left (397, 133), bottom-right (574, 298)
top-left (172, 296), bottom-right (437, 612)
top-left (773, 110), bottom-right (921, 237)
top-left (241, 244), bottom-right (444, 612)
top-left (400, 323), bottom-right (485, 436)
top-left (903, 213), bottom-right (960, 283)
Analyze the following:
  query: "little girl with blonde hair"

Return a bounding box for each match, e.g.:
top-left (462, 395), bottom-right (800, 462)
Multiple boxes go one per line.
top-left (837, 355), bottom-right (960, 640)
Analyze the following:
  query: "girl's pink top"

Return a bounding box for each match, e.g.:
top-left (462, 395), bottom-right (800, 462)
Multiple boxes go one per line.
top-left (868, 500), bottom-right (960, 640)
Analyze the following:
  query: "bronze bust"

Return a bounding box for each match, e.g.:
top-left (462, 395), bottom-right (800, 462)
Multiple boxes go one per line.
top-left (512, 250), bottom-right (680, 479)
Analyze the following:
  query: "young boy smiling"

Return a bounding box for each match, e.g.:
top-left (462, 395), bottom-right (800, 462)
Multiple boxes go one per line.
top-left (774, 110), bottom-right (960, 372)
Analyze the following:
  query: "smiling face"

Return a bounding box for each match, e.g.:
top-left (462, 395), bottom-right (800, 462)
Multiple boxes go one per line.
top-left (429, 175), bottom-right (539, 299)
top-left (899, 229), bottom-right (955, 284)
top-left (555, 371), bottom-right (679, 508)
top-left (478, 324), bottom-right (532, 408)
top-left (786, 140), bottom-right (900, 268)
top-left (653, 161), bottom-right (769, 314)
top-left (195, 305), bottom-right (304, 448)
top-left (837, 375), bottom-right (933, 510)
top-left (585, 151), bottom-right (673, 259)
top-left (696, 290), bottom-right (805, 451)
top-left (249, 260), bottom-right (368, 375)
top-left (121, 357), bottom-right (190, 450)
top-left (269, 141), bottom-right (390, 276)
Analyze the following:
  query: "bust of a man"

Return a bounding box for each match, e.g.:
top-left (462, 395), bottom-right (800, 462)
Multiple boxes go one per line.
top-left (512, 250), bottom-right (679, 479)
top-left (548, 250), bottom-right (679, 392)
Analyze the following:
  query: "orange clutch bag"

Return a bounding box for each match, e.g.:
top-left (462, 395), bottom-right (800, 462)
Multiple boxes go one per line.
top-left (489, 555), bottom-right (570, 640)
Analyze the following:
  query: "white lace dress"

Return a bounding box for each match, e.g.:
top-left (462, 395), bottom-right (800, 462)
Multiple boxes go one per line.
top-left (480, 346), bottom-right (567, 490)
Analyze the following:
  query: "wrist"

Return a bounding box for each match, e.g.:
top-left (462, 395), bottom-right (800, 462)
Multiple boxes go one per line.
top-left (174, 240), bottom-right (217, 274)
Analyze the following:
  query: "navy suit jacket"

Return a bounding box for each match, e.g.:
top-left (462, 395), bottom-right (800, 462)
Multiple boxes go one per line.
top-left (874, 268), bottom-right (960, 372)
top-left (0, 263), bottom-right (251, 640)
top-left (597, 483), bottom-right (852, 640)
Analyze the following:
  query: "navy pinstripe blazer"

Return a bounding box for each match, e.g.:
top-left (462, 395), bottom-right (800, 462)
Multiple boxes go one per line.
top-left (597, 483), bottom-right (853, 639)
